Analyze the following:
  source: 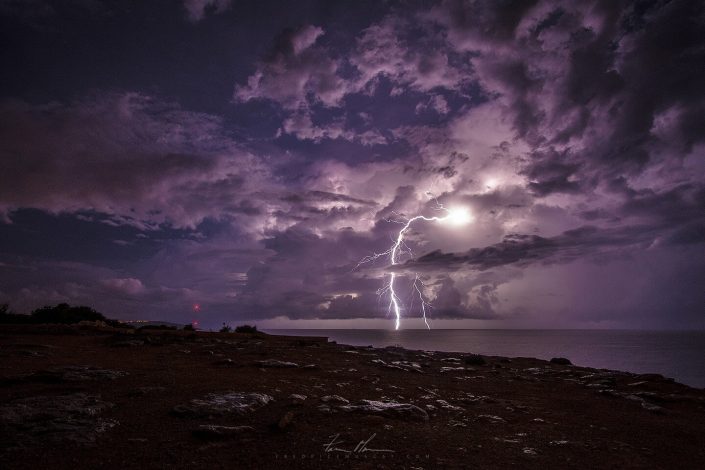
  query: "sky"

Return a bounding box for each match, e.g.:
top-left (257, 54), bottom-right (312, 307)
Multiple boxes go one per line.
top-left (0, 0), bottom-right (704, 330)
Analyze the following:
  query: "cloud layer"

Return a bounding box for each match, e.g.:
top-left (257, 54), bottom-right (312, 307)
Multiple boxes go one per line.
top-left (0, 0), bottom-right (703, 329)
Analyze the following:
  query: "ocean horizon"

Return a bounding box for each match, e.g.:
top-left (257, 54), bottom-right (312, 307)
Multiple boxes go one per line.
top-left (265, 328), bottom-right (705, 389)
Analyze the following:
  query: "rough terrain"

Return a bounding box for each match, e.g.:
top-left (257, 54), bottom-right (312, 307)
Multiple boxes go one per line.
top-left (1, 324), bottom-right (704, 469)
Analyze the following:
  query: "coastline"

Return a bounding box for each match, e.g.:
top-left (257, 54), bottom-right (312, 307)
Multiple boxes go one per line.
top-left (2, 324), bottom-right (704, 469)
top-left (266, 328), bottom-right (705, 389)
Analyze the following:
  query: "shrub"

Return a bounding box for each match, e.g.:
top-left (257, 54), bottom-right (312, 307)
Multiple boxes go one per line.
top-left (0, 304), bottom-right (33, 324)
top-left (30, 303), bottom-right (106, 324)
top-left (550, 357), bottom-right (572, 366)
top-left (464, 354), bottom-right (487, 366)
top-left (1, 303), bottom-right (133, 327)
top-left (234, 324), bottom-right (258, 334)
top-left (105, 319), bottom-right (133, 329)
top-left (219, 323), bottom-right (232, 333)
top-left (138, 324), bottom-right (177, 330)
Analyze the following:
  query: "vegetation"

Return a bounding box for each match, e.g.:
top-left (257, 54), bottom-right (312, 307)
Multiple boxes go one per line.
top-left (0, 303), bottom-right (126, 328)
top-left (0, 304), bottom-right (31, 324)
top-left (235, 324), bottom-right (258, 334)
top-left (0, 304), bottom-right (258, 336)
top-left (137, 324), bottom-right (177, 330)
top-left (31, 303), bottom-right (106, 324)
top-left (464, 354), bottom-right (487, 366)
top-left (217, 324), bottom-right (260, 334)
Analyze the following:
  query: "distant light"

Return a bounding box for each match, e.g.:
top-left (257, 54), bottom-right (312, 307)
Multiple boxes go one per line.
top-left (332, 292), bottom-right (360, 299)
top-left (193, 303), bottom-right (201, 313)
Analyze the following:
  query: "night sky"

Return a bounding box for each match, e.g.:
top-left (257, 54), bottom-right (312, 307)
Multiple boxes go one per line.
top-left (1, 0), bottom-right (704, 329)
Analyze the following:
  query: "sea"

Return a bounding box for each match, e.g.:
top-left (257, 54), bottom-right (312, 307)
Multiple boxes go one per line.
top-left (265, 329), bottom-right (705, 389)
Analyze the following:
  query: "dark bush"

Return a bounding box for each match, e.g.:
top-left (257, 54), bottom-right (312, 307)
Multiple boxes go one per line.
top-left (138, 324), bottom-right (177, 330)
top-left (0, 313), bottom-right (31, 324)
top-left (1, 303), bottom-right (131, 327)
top-left (234, 324), bottom-right (258, 334)
top-left (0, 304), bottom-right (32, 324)
top-left (0, 303), bottom-right (134, 329)
top-left (30, 303), bottom-right (106, 324)
top-left (464, 354), bottom-right (487, 366)
top-left (183, 324), bottom-right (195, 331)
top-left (105, 319), bottom-right (133, 329)
top-left (550, 357), bottom-right (572, 365)
top-left (219, 323), bottom-right (232, 333)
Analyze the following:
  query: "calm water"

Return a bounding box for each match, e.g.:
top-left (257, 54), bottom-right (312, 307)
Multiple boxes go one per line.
top-left (266, 329), bottom-right (705, 389)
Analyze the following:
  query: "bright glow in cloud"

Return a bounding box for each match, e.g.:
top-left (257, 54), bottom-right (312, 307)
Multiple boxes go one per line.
top-left (441, 206), bottom-right (474, 226)
top-left (484, 178), bottom-right (499, 191)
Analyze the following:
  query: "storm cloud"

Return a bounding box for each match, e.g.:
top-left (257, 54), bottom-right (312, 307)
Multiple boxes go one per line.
top-left (0, 0), bottom-right (703, 329)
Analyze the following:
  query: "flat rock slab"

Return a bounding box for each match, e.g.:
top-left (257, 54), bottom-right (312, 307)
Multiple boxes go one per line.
top-left (2, 366), bottom-right (128, 385)
top-left (338, 399), bottom-right (429, 422)
top-left (127, 386), bottom-right (167, 397)
top-left (34, 365), bottom-right (128, 382)
top-left (0, 343), bottom-right (57, 357)
top-left (0, 393), bottom-right (116, 447)
top-left (111, 340), bottom-right (145, 347)
top-left (173, 392), bottom-right (273, 418)
top-left (192, 424), bottom-right (254, 439)
top-left (255, 360), bottom-right (299, 368)
top-left (371, 359), bottom-right (421, 372)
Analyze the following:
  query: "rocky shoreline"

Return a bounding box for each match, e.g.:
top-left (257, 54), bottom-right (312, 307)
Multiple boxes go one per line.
top-left (1, 325), bottom-right (704, 469)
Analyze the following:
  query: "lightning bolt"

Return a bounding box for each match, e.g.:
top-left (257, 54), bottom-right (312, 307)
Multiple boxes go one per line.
top-left (413, 274), bottom-right (432, 330)
top-left (357, 199), bottom-right (468, 330)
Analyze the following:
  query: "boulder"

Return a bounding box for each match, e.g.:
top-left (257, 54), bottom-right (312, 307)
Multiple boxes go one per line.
top-left (321, 395), bottom-right (350, 405)
top-left (288, 394), bottom-right (307, 405)
top-left (31, 365), bottom-right (128, 382)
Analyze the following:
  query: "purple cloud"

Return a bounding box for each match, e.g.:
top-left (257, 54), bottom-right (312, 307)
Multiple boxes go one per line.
top-left (1, 0), bottom-right (704, 329)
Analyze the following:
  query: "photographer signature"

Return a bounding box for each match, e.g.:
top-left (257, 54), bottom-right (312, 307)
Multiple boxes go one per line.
top-left (323, 433), bottom-right (395, 454)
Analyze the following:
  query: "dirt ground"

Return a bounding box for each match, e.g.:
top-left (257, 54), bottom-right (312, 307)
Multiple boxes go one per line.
top-left (1, 324), bottom-right (704, 469)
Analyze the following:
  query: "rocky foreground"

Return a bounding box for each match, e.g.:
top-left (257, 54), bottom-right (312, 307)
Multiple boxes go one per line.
top-left (1, 325), bottom-right (704, 469)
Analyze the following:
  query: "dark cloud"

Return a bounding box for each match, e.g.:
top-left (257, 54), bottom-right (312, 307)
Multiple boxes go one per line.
top-left (404, 223), bottom-right (669, 272)
top-left (234, 25), bottom-right (345, 110)
top-left (183, 0), bottom-right (231, 22)
top-left (522, 150), bottom-right (583, 196)
top-left (433, 0), bottom-right (705, 195)
top-left (0, 93), bottom-right (272, 229)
